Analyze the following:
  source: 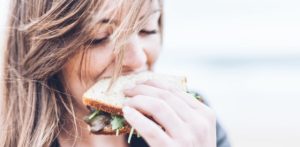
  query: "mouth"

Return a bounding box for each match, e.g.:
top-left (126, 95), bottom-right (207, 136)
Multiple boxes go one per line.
top-left (119, 65), bottom-right (149, 76)
top-left (97, 67), bottom-right (149, 81)
top-left (121, 69), bottom-right (148, 76)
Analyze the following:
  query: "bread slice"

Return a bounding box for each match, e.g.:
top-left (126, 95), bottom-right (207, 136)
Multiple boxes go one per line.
top-left (82, 71), bottom-right (187, 115)
top-left (82, 71), bottom-right (187, 135)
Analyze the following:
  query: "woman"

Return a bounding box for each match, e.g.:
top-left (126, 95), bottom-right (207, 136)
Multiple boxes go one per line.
top-left (0, 0), bottom-right (230, 146)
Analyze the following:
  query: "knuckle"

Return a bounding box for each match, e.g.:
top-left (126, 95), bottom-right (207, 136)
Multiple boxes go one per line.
top-left (194, 120), bottom-right (216, 139)
top-left (201, 122), bottom-right (211, 134)
top-left (151, 100), bottom-right (174, 118)
top-left (178, 134), bottom-right (196, 147)
top-left (152, 99), bottom-right (167, 112)
top-left (206, 109), bottom-right (217, 122)
top-left (158, 91), bottom-right (172, 99)
top-left (198, 106), bottom-right (217, 122)
top-left (149, 99), bottom-right (163, 114)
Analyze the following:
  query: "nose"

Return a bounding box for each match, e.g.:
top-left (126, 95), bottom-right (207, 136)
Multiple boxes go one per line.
top-left (121, 35), bottom-right (147, 72)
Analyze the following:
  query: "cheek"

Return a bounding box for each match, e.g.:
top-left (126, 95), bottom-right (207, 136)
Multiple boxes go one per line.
top-left (61, 52), bottom-right (88, 102)
top-left (62, 45), bottom-right (114, 100)
top-left (144, 35), bottom-right (161, 66)
top-left (85, 46), bottom-right (114, 82)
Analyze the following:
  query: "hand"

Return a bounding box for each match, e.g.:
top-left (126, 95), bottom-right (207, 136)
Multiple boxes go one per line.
top-left (122, 79), bottom-right (216, 147)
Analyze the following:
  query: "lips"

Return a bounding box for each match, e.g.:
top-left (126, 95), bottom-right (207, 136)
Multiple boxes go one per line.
top-left (97, 66), bottom-right (149, 81)
top-left (121, 68), bottom-right (148, 76)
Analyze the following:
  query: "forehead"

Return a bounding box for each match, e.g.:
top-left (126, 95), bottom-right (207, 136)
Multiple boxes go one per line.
top-left (97, 0), bottom-right (161, 25)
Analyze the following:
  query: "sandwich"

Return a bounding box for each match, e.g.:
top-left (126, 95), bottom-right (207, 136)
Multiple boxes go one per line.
top-left (82, 71), bottom-right (200, 142)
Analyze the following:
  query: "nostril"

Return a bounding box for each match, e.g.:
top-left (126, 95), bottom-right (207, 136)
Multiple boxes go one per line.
top-left (121, 66), bottom-right (148, 76)
top-left (121, 66), bottom-right (134, 75)
top-left (121, 66), bottom-right (134, 74)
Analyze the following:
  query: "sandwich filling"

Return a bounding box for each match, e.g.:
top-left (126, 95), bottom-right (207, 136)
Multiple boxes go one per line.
top-left (83, 91), bottom-right (202, 135)
top-left (83, 107), bottom-right (136, 143)
top-left (83, 108), bottom-right (126, 134)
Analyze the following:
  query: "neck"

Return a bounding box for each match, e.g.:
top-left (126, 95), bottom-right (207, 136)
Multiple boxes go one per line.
top-left (57, 106), bottom-right (127, 147)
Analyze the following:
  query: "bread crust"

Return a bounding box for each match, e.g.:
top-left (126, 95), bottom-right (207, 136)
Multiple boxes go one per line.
top-left (91, 124), bottom-right (132, 135)
top-left (83, 97), bottom-right (124, 116)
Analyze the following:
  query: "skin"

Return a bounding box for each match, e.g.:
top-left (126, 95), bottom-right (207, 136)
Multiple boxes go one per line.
top-left (60, 0), bottom-right (216, 147)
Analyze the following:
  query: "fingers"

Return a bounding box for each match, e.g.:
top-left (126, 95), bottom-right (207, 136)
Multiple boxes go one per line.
top-left (122, 106), bottom-right (171, 146)
top-left (124, 84), bottom-right (194, 122)
top-left (123, 95), bottom-right (186, 138)
top-left (122, 79), bottom-right (218, 147)
top-left (137, 79), bottom-right (205, 109)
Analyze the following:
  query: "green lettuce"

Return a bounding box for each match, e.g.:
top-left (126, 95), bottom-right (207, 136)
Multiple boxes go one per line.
top-left (111, 115), bottom-right (125, 130)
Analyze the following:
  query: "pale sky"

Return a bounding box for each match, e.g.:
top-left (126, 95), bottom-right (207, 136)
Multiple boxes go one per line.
top-left (163, 0), bottom-right (300, 57)
top-left (1, 0), bottom-right (300, 57)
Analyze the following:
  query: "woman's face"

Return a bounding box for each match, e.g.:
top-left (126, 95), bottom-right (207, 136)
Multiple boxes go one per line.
top-left (62, 0), bottom-right (161, 110)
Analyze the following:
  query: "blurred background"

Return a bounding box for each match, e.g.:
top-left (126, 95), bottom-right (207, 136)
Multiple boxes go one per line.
top-left (1, 0), bottom-right (300, 147)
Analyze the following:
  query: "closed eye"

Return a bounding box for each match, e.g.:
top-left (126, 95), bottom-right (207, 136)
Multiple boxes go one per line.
top-left (139, 29), bottom-right (158, 36)
top-left (89, 36), bottom-right (109, 46)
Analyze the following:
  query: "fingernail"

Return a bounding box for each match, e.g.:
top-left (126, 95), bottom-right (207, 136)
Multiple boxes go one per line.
top-left (122, 106), bottom-right (133, 115)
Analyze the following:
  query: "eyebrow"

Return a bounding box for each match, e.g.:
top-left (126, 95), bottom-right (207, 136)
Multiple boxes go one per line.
top-left (99, 9), bottom-right (161, 25)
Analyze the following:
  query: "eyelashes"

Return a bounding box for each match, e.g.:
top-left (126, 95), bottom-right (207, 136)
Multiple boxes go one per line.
top-left (88, 29), bottom-right (158, 46)
top-left (88, 36), bottom-right (109, 46)
top-left (139, 29), bottom-right (158, 35)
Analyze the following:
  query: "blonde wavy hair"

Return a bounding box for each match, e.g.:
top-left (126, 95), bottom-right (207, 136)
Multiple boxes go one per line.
top-left (0, 0), bottom-right (163, 146)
